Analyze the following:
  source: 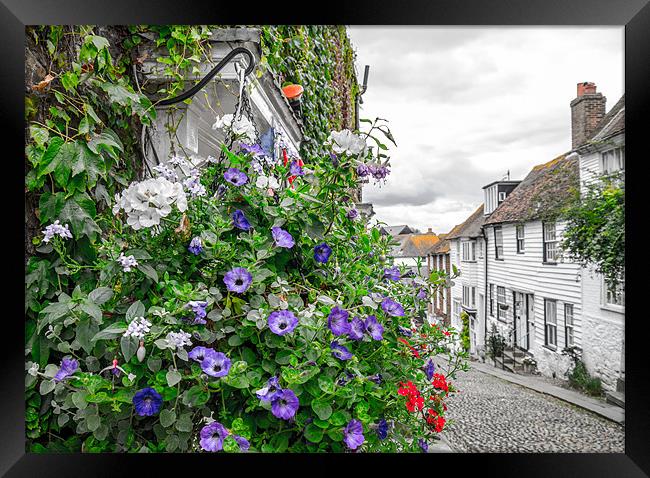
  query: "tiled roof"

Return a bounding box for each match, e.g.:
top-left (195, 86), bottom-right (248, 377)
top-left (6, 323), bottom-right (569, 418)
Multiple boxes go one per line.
top-left (446, 205), bottom-right (485, 239)
top-left (484, 153), bottom-right (579, 225)
top-left (393, 233), bottom-right (440, 257)
top-left (577, 95), bottom-right (625, 153)
top-left (380, 225), bottom-right (413, 236)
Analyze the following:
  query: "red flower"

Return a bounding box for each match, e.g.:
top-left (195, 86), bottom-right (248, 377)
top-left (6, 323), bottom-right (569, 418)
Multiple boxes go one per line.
top-left (397, 381), bottom-right (424, 412)
top-left (443, 330), bottom-right (451, 336)
top-left (432, 373), bottom-right (449, 393)
top-left (426, 409), bottom-right (446, 432)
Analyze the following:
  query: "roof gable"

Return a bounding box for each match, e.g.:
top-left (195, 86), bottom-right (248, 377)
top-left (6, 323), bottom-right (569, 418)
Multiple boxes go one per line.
top-left (485, 154), bottom-right (579, 225)
top-left (446, 205), bottom-right (485, 239)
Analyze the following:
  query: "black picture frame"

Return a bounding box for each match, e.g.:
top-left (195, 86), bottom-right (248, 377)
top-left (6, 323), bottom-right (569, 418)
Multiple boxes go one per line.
top-left (4, 0), bottom-right (649, 475)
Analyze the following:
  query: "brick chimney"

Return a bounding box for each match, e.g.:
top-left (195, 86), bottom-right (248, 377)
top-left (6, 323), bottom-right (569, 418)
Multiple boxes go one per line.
top-left (570, 82), bottom-right (606, 149)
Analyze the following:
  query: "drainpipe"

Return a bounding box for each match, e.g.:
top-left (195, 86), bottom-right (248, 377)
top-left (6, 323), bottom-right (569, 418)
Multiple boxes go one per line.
top-left (483, 226), bottom-right (489, 348)
top-left (355, 65), bottom-right (370, 131)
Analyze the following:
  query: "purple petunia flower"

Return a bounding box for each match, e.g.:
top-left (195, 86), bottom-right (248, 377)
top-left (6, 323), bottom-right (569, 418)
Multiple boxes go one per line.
top-left (417, 288), bottom-right (428, 300)
top-left (356, 163), bottom-right (370, 177)
top-left (240, 143), bottom-right (266, 158)
top-left (223, 267), bottom-right (253, 294)
top-left (201, 352), bottom-right (231, 378)
top-left (200, 421), bottom-right (229, 452)
top-left (424, 359), bottom-right (436, 381)
top-left (232, 210), bottom-right (252, 231)
top-left (330, 341), bottom-right (353, 361)
top-left (344, 419), bottom-right (365, 450)
top-left (188, 346), bottom-right (217, 363)
top-left (314, 243), bottom-right (333, 264)
top-left (187, 300), bottom-right (208, 324)
top-left (364, 315), bottom-right (384, 341)
top-left (381, 298), bottom-right (405, 317)
top-left (376, 418), bottom-right (389, 440)
top-left (271, 227), bottom-right (295, 249)
top-left (224, 168), bottom-right (248, 186)
top-left (271, 388), bottom-right (299, 420)
top-left (346, 208), bottom-right (359, 220)
top-left (337, 371), bottom-right (356, 386)
top-left (256, 376), bottom-right (282, 401)
top-left (398, 325), bottom-right (413, 337)
top-left (289, 161), bottom-right (304, 176)
top-left (268, 310), bottom-right (299, 336)
top-left (418, 439), bottom-right (429, 453)
top-left (233, 435), bottom-right (250, 452)
top-left (327, 306), bottom-right (350, 336)
top-left (348, 316), bottom-right (366, 341)
top-left (53, 357), bottom-right (78, 382)
top-left (383, 266), bottom-right (401, 281)
top-left (188, 237), bottom-right (203, 255)
top-left (132, 387), bottom-right (163, 416)
top-left (367, 373), bottom-right (383, 385)
top-left (330, 152), bottom-right (339, 167)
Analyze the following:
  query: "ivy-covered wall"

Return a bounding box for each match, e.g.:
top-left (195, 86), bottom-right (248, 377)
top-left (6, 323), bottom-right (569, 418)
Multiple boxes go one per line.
top-left (260, 25), bottom-right (359, 158)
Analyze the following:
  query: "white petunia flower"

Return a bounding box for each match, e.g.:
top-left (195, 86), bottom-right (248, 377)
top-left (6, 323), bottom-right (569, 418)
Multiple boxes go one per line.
top-left (327, 129), bottom-right (367, 156)
top-left (255, 174), bottom-right (280, 191)
top-left (212, 114), bottom-right (256, 143)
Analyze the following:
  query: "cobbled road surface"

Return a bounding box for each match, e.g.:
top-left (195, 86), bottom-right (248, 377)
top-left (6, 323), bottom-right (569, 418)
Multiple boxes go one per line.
top-left (443, 365), bottom-right (625, 453)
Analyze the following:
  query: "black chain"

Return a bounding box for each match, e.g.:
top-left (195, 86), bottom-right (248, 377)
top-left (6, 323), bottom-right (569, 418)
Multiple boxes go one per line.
top-left (211, 78), bottom-right (261, 193)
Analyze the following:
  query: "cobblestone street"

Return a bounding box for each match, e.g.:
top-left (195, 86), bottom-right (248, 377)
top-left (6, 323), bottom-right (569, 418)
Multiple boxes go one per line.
top-left (443, 365), bottom-right (625, 453)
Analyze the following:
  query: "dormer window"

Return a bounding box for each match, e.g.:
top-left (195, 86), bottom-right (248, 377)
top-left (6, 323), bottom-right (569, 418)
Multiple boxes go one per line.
top-left (498, 191), bottom-right (506, 202)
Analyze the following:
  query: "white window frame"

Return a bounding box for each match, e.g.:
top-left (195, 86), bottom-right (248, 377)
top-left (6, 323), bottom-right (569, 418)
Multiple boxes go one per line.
top-left (461, 241), bottom-right (476, 262)
top-left (516, 224), bottom-right (525, 253)
top-left (564, 303), bottom-right (575, 348)
top-left (494, 226), bottom-right (504, 260)
top-left (601, 146), bottom-right (625, 175)
top-left (477, 239), bottom-right (484, 259)
top-left (543, 221), bottom-right (557, 263)
top-left (544, 299), bottom-right (557, 349)
top-left (497, 286), bottom-right (506, 321)
top-left (602, 275), bottom-right (625, 310)
top-left (462, 285), bottom-right (476, 309)
top-left (498, 191), bottom-right (506, 202)
top-left (453, 299), bottom-right (461, 320)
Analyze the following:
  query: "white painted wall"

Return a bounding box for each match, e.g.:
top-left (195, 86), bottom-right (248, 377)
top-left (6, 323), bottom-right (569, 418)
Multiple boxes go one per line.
top-left (484, 220), bottom-right (582, 380)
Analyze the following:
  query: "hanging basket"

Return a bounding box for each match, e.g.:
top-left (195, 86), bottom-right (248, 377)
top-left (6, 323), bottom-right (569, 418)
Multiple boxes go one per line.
top-left (282, 84), bottom-right (304, 101)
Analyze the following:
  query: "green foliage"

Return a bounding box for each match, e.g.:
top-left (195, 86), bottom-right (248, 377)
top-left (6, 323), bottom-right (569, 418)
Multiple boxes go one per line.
top-left (25, 25), bottom-right (467, 454)
top-left (563, 346), bottom-right (602, 397)
top-left (560, 172), bottom-right (625, 287)
top-left (460, 311), bottom-right (470, 352)
top-left (486, 324), bottom-right (506, 359)
top-left (260, 26), bottom-right (359, 158)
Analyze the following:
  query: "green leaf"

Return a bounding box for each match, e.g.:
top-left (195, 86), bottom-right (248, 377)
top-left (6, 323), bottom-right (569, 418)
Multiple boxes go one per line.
top-left (329, 411), bottom-right (347, 427)
top-left (166, 370), bottom-right (182, 387)
top-left (70, 142), bottom-right (104, 187)
top-left (80, 301), bottom-right (103, 322)
top-left (36, 137), bottom-right (63, 177)
top-left (29, 126), bottom-right (49, 148)
top-left (159, 409), bottom-right (176, 428)
top-left (182, 385), bottom-right (210, 407)
top-left (88, 287), bottom-right (114, 305)
top-left (60, 71), bottom-right (79, 92)
top-left (327, 428), bottom-right (344, 441)
top-left (137, 263), bottom-right (159, 283)
top-left (304, 423), bottom-right (324, 443)
top-left (126, 301), bottom-right (145, 321)
top-left (121, 336), bottom-right (138, 362)
top-left (174, 413), bottom-right (193, 433)
top-left (39, 379), bottom-right (55, 395)
top-left (311, 400), bottom-right (332, 420)
top-left (71, 391), bottom-right (89, 410)
top-left (91, 323), bottom-right (127, 341)
top-left (318, 375), bottom-right (335, 394)
top-left (87, 130), bottom-right (123, 160)
top-left (58, 193), bottom-right (100, 241)
top-left (86, 414), bottom-right (101, 432)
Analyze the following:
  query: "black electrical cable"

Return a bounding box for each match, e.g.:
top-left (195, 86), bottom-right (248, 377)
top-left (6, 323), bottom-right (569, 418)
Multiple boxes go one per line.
top-left (155, 47), bottom-right (255, 106)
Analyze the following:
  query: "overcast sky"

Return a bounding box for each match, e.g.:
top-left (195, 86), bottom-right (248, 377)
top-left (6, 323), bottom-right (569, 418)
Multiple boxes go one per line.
top-left (347, 27), bottom-right (624, 234)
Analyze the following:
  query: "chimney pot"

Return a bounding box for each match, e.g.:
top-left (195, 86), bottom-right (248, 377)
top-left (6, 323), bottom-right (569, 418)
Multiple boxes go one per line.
top-left (427, 227), bottom-right (433, 233)
top-left (577, 82), bottom-right (597, 97)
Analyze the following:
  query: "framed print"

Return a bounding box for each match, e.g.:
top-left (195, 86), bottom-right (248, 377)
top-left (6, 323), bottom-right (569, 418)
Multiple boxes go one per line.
top-left (3, 0), bottom-right (649, 475)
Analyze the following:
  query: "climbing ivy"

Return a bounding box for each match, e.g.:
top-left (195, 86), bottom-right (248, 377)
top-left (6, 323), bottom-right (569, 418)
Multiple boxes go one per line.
top-left (260, 26), bottom-right (359, 158)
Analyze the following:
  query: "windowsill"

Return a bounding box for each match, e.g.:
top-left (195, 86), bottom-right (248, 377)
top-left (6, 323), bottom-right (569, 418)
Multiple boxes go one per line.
top-left (461, 260), bottom-right (477, 263)
top-left (542, 261), bottom-right (557, 266)
top-left (516, 251), bottom-right (525, 254)
top-left (542, 345), bottom-right (558, 353)
top-left (496, 316), bottom-right (508, 323)
top-left (495, 258), bottom-right (505, 261)
top-left (601, 304), bottom-right (625, 314)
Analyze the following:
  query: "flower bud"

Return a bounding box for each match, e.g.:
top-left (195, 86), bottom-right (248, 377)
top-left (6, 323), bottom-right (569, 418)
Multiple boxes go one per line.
top-left (137, 343), bottom-right (146, 362)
